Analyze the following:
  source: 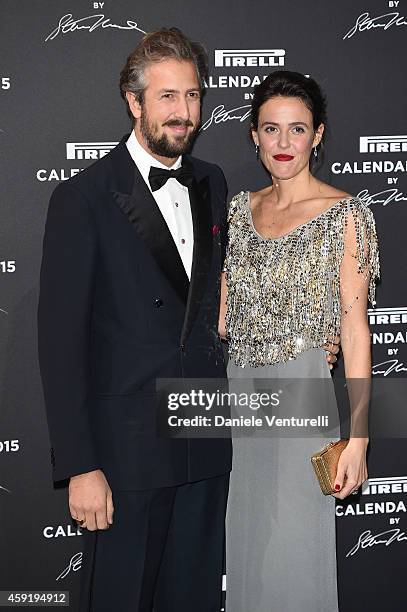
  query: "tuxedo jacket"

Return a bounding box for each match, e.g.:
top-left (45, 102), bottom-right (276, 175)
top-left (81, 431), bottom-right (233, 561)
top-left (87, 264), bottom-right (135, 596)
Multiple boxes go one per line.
top-left (38, 135), bottom-right (232, 490)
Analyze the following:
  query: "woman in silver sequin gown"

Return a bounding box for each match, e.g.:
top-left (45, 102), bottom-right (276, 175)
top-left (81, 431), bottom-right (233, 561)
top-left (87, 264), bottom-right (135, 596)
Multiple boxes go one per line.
top-left (219, 72), bottom-right (380, 612)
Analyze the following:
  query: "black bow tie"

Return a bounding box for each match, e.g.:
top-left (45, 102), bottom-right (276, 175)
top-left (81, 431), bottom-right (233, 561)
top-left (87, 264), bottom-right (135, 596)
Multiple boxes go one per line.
top-left (148, 165), bottom-right (194, 192)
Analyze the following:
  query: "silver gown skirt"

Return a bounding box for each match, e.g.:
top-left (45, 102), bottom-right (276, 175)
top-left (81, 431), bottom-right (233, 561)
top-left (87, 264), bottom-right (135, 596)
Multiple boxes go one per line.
top-left (225, 348), bottom-right (340, 612)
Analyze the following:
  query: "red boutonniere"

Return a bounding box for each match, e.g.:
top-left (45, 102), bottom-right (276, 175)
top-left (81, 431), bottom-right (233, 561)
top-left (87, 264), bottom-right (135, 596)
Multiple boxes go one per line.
top-left (212, 224), bottom-right (220, 236)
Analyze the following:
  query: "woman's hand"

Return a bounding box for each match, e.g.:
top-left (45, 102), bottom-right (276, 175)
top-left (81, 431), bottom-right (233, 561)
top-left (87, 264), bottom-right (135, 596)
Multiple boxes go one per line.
top-left (332, 438), bottom-right (368, 499)
top-left (322, 334), bottom-right (340, 369)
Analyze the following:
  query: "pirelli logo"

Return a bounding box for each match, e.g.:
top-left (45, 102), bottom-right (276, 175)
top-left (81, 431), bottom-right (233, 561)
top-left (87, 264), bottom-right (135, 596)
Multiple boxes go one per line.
top-left (368, 307), bottom-right (407, 325)
top-left (214, 49), bottom-right (285, 68)
top-left (361, 476), bottom-right (407, 495)
top-left (66, 142), bottom-right (118, 160)
top-left (359, 135), bottom-right (407, 153)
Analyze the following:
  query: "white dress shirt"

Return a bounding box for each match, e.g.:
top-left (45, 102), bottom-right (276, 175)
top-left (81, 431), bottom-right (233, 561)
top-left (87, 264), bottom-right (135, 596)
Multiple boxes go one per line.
top-left (126, 131), bottom-right (194, 280)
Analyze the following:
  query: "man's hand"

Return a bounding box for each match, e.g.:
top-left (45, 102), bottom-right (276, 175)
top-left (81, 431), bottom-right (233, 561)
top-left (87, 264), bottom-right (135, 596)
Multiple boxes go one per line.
top-left (323, 335), bottom-right (340, 369)
top-left (69, 469), bottom-right (114, 531)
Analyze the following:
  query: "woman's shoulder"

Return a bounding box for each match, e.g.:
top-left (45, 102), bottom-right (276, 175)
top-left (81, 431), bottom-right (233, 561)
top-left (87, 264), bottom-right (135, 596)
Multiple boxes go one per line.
top-left (335, 193), bottom-right (375, 219)
top-left (325, 193), bottom-right (377, 237)
top-left (316, 185), bottom-right (371, 217)
top-left (315, 183), bottom-right (351, 205)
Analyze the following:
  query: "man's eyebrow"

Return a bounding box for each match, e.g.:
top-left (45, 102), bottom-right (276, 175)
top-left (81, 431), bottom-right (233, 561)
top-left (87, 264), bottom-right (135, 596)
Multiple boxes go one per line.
top-left (157, 88), bottom-right (201, 94)
top-left (157, 88), bottom-right (179, 94)
top-left (260, 121), bottom-right (309, 127)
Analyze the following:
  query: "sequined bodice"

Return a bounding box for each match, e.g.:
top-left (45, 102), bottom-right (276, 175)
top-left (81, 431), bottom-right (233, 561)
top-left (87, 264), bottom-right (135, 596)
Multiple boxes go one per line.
top-left (224, 191), bottom-right (380, 367)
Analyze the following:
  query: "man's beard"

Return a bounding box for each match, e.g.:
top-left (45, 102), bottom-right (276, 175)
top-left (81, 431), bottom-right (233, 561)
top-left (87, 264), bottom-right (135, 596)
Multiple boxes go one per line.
top-left (140, 109), bottom-right (199, 158)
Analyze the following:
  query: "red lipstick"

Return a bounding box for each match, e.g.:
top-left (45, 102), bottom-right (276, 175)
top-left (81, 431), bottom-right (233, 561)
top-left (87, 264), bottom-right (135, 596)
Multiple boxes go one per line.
top-left (273, 154), bottom-right (294, 161)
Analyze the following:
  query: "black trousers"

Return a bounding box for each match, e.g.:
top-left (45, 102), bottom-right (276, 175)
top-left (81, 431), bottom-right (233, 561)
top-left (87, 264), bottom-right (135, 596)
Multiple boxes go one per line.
top-left (79, 474), bottom-right (229, 612)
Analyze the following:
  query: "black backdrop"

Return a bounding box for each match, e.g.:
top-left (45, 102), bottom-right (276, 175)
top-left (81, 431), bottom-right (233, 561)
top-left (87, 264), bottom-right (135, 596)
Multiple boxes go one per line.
top-left (1, 1), bottom-right (406, 610)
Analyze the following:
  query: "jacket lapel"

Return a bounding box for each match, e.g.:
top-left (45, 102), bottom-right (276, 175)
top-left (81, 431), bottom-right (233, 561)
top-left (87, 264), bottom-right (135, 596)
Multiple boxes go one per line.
top-left (111, 164), bottom-right (189, 305)
top-left (109, 140), bottom-right (214, 341)
top-left (180, 168), bottom-right (213, 345)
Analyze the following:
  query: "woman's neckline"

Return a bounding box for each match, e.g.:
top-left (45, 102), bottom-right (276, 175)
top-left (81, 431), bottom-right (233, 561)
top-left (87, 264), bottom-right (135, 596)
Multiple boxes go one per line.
top-left (246, 191), bottom-right (354, 241)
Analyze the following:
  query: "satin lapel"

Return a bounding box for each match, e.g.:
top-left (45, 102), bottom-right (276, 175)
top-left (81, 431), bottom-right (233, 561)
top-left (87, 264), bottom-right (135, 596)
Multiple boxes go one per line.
top-left (111, 166), bottom-right (189, 304)
top-left (180, 174), bottom-right (213, 345)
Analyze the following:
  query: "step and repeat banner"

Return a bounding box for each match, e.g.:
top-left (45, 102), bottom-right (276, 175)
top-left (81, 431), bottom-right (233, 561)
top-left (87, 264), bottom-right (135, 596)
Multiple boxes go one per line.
top-left (1, 0), bottom-right (406, 610)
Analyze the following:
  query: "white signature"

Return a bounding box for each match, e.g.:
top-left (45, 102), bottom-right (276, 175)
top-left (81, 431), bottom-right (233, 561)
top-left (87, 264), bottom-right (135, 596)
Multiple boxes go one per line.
top-left (56, 551), bottom-right (82, 580)
top-left (372, 359), bottom-right (407, 377)
top-left (357, 188), bottom-right (407, 207)
top-left (200, 104), bottom-right (251, 131)
top-left (343, 11), bottom-right (407, 40)
top-left (0, 483), bottom-right (11, 493)
top-left (45, 13), bottom-right (146, 42)
top-left (346, 528), bottom-right (407, 557)
top-left (0, 308), bottom-right (8, 315)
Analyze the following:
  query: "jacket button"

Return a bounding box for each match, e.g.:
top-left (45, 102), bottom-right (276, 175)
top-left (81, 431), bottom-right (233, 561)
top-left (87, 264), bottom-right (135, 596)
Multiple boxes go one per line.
top-left (180, 343), bottom-right (185, 351)
top-left (154, 298), bottom-right (163, 308)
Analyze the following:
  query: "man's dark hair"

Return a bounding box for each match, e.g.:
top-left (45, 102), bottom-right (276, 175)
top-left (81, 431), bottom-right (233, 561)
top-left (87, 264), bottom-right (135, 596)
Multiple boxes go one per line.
top-left (120, 27), bottom-right (208, 120)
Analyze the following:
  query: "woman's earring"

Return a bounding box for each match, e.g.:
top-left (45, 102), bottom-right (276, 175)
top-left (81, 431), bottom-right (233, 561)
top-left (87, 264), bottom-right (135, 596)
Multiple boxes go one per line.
top-left (255, 144), bottom-right (259, 159)
top-left (314, 146), bottom-right (318, 158)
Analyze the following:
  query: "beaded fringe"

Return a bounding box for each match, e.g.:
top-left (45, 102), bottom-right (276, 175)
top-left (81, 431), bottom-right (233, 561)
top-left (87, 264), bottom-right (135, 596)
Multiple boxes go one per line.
top-left (224, 192), bottom-right (380, 367)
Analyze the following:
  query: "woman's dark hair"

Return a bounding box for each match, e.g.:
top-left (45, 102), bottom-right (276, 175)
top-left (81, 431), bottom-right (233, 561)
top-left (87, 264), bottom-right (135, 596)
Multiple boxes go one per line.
top-left (251, 70), bottom-right (327, 172)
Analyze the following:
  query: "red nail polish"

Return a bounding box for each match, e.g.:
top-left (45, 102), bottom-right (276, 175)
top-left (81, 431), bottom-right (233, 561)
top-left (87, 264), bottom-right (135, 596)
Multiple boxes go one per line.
top-left (335, 484), bottom-right (341, 491)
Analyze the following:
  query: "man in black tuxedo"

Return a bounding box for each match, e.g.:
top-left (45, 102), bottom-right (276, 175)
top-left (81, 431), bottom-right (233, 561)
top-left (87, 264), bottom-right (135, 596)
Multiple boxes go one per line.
top-left (38, 28), bottom-right (231, 611)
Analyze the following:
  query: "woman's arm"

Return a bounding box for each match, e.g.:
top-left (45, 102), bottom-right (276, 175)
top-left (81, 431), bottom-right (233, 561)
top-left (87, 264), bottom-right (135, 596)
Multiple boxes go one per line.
top-left (333, 209), bottom-right (378, 499)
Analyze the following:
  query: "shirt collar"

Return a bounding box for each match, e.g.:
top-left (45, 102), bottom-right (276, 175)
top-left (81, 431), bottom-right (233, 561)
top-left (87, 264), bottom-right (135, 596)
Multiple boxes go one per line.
top-left (126, 130), bottom-right (182, 187)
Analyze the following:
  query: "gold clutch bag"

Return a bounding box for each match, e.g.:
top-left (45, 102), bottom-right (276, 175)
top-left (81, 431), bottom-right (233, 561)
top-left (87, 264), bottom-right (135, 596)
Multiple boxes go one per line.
top-left (311, 439), bottom-right (349, 495)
